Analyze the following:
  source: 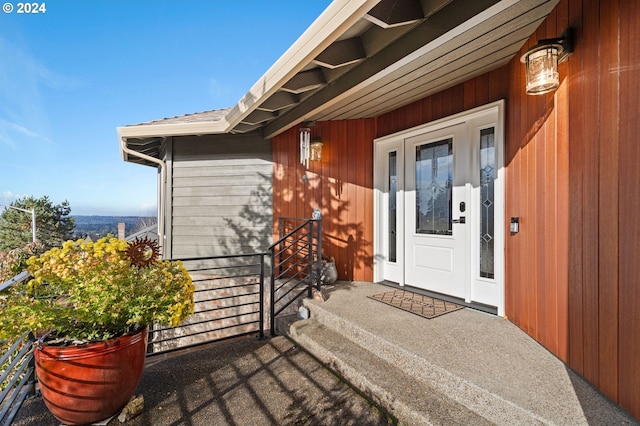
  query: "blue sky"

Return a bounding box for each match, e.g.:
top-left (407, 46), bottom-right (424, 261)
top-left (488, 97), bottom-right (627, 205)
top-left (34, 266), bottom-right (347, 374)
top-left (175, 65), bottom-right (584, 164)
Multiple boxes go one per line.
top-left (0, 0), bottom-right (330, 215)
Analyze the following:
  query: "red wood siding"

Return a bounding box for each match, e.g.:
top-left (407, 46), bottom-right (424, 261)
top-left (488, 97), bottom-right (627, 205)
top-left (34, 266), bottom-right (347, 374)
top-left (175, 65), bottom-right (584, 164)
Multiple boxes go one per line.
top-left (272, 0), bottom-right (639, 418)
top-left (618, 0), bottom-right (640, 416)
top-left (272, 120), bottom-right (375, 282)
top-left (503, 3), bottom-right (571, 360)
top-left (501, 0), bottom-right (638, 416)
top-left (375, 67), bottom-right (509, 137)
top-left (380, 0), bottom-right (639, 416)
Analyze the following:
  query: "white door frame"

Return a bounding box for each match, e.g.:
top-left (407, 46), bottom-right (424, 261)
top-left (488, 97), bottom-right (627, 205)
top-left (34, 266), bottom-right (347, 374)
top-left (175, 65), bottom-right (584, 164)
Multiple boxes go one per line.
top-left (373, 100), bottom-right (505, 316)
top-left (374, 138), bottom-right (405, 284)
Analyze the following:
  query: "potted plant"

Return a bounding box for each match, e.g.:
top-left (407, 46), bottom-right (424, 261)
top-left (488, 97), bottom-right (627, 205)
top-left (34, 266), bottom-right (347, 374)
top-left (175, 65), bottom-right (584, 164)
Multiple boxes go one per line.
top-left (0, 236), bottom-right (194, 425)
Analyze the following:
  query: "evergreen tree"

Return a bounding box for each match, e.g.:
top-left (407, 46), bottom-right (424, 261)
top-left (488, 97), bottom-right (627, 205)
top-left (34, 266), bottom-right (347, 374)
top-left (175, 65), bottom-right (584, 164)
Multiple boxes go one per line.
top-left (0, 196), bottom-right (75, 251)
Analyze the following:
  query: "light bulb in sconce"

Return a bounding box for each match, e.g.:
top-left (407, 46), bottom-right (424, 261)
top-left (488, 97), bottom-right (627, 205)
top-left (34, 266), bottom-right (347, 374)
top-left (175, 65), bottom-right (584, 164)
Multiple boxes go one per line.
top-left (310, 137), bottom-right (323, 162)
top-left (520, 29), bottom-right (572, 95)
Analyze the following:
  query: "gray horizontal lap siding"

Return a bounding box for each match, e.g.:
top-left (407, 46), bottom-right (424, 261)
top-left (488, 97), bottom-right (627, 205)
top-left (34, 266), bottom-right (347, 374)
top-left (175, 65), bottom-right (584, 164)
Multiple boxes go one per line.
top-left (171, 134), bottom-right (273, 258)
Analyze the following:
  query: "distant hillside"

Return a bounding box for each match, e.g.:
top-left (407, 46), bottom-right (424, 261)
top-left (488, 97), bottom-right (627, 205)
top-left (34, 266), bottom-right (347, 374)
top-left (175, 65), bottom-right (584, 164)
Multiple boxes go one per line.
top-left (72, 216), bottom-right (156, 240)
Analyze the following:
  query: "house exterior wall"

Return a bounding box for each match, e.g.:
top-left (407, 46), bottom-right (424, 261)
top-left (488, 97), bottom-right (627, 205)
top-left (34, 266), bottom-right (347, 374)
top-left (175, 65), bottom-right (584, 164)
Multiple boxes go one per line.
top-left (271, 0), bottom-right (639, 418)
top-left (272, 120), bottom-right (375, 282)
top-left (503, 0), bottom-right (639, 417)
top-left (169, 133), bottom-right (272, 258)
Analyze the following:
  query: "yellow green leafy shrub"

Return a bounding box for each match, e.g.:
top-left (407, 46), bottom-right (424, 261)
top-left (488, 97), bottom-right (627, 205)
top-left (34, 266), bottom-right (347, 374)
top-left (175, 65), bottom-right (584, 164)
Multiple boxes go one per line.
top-left (0, 237), bottom-right (194, 342)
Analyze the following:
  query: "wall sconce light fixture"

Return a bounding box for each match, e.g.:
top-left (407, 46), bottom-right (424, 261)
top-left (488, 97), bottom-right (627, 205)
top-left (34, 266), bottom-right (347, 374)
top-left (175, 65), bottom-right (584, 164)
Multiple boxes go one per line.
top-left (310, 137), bottom-right (323, 162)
top-left (520, 29), bottom-right (573, 95)
top-left (300, 124), bottom-right (323, 167)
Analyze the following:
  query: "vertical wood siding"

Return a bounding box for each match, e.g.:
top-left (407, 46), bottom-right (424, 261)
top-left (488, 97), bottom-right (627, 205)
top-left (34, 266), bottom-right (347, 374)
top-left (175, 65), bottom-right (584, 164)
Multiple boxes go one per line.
top-left (504, 6), bottom-right (570, 359)
top-left (618, 0), bottom-right (640, 416)
top-left (375, 67), bottom-right (509, 138)
top-left (485, 0), bottom-right (637, 416)
top-left (523, 0), bottom-right (639, 418)
top-left (272, 120), bottom-right (375, 282)
top-left (271, 0), bottom-right (639, 418)
top-left (171, 134), bottom-right (272, 258)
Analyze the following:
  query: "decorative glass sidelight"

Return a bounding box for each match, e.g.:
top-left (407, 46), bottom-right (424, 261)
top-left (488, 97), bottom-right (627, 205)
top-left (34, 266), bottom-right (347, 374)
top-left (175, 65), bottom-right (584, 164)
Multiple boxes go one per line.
top-left (479, 128), bottom-right (495, 278)
top-left (415, 139), bottom-right (453, 235)
top-left (388, 151), bottom-right (397, 262)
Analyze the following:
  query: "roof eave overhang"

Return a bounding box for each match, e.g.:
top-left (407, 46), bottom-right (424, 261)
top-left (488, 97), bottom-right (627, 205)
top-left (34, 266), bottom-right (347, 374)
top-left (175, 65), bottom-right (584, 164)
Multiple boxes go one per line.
top-left (262, 0), bottom-right (560, 138)
top-left (118, 120), bottom-right (230, 140)
top-left (118, 121), bottom-right (230, 165)
top-left (119, 0), bottom-right (381, 163)
top-left (224, 0), bottom-right (382, 130)
top-left (120, 0), bottom-right (560, 163)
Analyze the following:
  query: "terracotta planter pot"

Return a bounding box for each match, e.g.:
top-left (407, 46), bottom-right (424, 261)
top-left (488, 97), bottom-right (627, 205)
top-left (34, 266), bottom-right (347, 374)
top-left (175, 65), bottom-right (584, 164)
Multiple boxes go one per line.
top-left (34, 327), bottom-right (148, 425)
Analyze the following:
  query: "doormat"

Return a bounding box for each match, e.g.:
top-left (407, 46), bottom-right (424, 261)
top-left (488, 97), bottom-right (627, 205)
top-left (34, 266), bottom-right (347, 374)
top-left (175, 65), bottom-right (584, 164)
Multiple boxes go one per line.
top-left (368, 289), bottom-right (464, 319)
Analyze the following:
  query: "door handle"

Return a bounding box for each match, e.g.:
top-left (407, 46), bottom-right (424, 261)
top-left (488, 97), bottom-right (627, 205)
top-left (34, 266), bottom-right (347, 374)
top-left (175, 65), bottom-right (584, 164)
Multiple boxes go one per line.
top-left (452, 217), bottom-right (466, 224)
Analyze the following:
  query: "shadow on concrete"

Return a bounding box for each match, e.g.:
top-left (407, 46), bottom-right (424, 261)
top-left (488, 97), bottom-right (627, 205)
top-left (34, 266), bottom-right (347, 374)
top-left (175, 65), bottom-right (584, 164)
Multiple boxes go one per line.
top-left (565, 365), bottom-right (639, 425)
top-left (12, 336), bottom-right (391, 426)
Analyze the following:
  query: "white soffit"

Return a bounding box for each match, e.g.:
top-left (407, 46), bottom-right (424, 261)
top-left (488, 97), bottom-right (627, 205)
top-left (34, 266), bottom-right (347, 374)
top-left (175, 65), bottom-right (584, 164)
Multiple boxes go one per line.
top-left (262, 0), bottom-right (560, 137)
top-left (319, 1), bottom-right (558, 121)
top-left (120, 0), bottom-right (560, 160)
top-left (118, 0), bottom-right (380, 145)
top-left (223, 0), bottom-right (382, 129)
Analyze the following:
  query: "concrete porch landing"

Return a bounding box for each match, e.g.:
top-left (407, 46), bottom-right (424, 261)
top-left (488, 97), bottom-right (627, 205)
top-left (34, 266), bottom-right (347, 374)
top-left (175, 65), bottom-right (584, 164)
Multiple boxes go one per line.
top-left (285, 281), bottom-right (638, 425)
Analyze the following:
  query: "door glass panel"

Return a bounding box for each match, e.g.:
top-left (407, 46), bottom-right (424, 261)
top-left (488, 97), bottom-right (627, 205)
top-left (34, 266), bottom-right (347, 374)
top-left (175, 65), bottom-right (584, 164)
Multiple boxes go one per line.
top-left (415, 139), bottom-right (453, 235)
top-left (388, 151), bottom-right (397, 262)
top-left (479, 127), bottom-right (495, 278)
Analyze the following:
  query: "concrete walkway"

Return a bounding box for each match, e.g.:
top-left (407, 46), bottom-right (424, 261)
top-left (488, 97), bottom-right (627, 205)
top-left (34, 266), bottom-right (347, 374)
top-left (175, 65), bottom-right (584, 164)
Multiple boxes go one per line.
top-left (12, 335), bottom-right (390, 425)
top-left (11, 281), bottom-right (640, 425)
top-left (286, 281), bottom-right (639, 425)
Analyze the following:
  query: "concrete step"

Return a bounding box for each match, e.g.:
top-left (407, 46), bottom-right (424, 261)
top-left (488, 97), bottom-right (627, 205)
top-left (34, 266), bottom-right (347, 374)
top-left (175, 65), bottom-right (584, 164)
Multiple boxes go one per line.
top-left (281, 282), bottom-right (639, 425)
top-left (288, 318), bottom-right (492, 426)
top-left (287, 298), bottom-right (551, 425)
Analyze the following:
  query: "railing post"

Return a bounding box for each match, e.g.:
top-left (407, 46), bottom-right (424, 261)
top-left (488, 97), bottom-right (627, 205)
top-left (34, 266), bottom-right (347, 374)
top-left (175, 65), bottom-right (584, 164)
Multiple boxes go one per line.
top-left (307, 221), bottom-right (314, 299)
top-left (146, 326), bottom-right (155, 354)
top-left (269, 245), bottom-right (276, 337)
top-left (278, 219), bottom-right (284, 277)
top-left (258, 253), bottom-right (266, 340)
top-left (27, 332), bottom-right (37, 398)
top-left (315, 218), bottom-right (322, 290)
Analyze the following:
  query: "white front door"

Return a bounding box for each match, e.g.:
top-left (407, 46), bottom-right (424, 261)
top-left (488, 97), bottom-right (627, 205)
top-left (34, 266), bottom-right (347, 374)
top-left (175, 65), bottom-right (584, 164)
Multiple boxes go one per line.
top-left (374, 101), bottom-right (505, 315)
top-left (404, 123), bottom-right (468, 299)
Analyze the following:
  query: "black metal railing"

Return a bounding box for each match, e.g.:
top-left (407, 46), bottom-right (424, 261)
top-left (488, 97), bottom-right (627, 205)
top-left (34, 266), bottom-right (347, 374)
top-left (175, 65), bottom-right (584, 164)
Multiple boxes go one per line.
top-left (269, 218), bottom-right (322, 336)
top-left (277, 217), bottom-right (322, 288)
top-left (0, 217), bottom-right (321, 423)
top-left (146, 252), bottom-right (268, 356)
top-left (0, 273), bottom-right (36, 426)
top-left (147, 217), bottom-right (322, 355)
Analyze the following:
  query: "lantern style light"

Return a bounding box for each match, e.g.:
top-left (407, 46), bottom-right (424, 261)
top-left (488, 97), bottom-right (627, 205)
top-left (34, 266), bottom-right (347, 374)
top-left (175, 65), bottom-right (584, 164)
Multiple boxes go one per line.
top-left (300, 124), bottom-right (323, 167)
top-left (520, 29), bottom-right (572, 95)
top-left (310, 137), bottom-right (323, 162)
